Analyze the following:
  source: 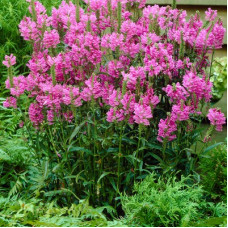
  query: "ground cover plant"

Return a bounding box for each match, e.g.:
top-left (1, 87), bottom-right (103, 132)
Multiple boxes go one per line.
top-left (0, 0), bottom-right (227, 226)
top-left (121, 174), bottom-right (227, 227)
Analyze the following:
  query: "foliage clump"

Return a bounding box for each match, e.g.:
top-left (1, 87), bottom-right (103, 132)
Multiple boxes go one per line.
top-left (121, 174), bottom-right (227, 227)
top-left (199, 143), bottom-right (227, 201)
top-left (0, 0), bottom-right (227, 223)
top-left (210, 57), bottom-right (227, 102)
top-left (0, 197), bottom-right (123, 227)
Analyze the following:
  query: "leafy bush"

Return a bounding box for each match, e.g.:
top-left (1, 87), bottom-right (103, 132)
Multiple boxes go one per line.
top-left (0, 132), bottom-right (32, 197)
top-left (210, 57), bottom-right (227, 102)
top-left (2, 0), bottom-right (226, 209)
top-left (199, 143), bottom-right (227, 201)
top-left (121, 174), bottom-right (227, 227)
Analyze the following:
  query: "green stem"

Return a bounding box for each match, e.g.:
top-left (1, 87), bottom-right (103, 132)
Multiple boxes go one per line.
top-left (48, 125), bottom-right (60, 163)
top-left (117, 1), bottom-right (122, 33)
top-left (91, 97), bottom-right (98, 203)
top-left (117, 124), bottom-right (124, 193)
top-left (209, 49), bottom-right (215, 80)
top-left (134, 124), bottom-right (142, 181)
top-left (172, 0), bottom-right (176, 9)
top-left (8, 67), bottom-right (14, 88)
top-left (76, 0), bottom-right (80, 23)
top-left (31, 0), bottom-right (37, 21)
top-left (162, 139), bottom-right (167, 163)
top-left (51, 64), bottom-right (57, 86)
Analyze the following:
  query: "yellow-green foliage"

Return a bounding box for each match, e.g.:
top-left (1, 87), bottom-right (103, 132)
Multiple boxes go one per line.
top-left (210, 57), bottom-right (227, 101)
top-left (0, 197), bottom-right (123, 227)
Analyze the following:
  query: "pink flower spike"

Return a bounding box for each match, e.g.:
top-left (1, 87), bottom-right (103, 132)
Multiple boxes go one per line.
top-left (133, 104), bottom-right (152, 126)
top-left (207, 108), bottom-right (226, 132)
top-left (205, 8), bottom-right (217, 21)
top-left (2, 54), bottom-right (16, 68)
top-left (3, 97), bottom-right (17, 109)
top-left (157, 116), bottom-right (177, 143)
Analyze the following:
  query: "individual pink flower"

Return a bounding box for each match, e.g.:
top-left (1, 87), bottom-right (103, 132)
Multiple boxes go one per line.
top-left (107, 108), bottom-right (116, 122)
top-left (203, 135), bottom-right (211, 143)
top-left (122, 66), bottom-right (146, 91)
top-left (63, 111), bottom-right (74, 122)
top-left (19, 17), bottom-right (40, 41)
top-left (141, 32), bottom-right (160, 46)
top-left (29, 103), bottom-right (44, 125)
top-left (101, 33), bottom-right (124, 51)
top-left (3, 97), bottom-right (17, 109)
top-left (142, 87), bottom-right (160, 108)
top-left (108, 89), bottom-right (121, 107)
top-left (207, 108), bottom-right (226, 131)
top-left (157, 116), bottom-right (177, 143)
top-left (207, 20), bottom-right (226, 49)
top-left (121, 93), bottom-right (135, 114)
top-left (47, 109), bottom-right (55, 124)
top-left (171, 104), bottom-right (190, 121)
top-left (81, 75), bottom-right (103, 101)
top-left (2, 54), bottom-right (16, 68)
top-left (205, 8), bottom-right (217, 21)
top-left (19, 121), bottom-right (24, 128)
top-left (7, 76), bottom-right (28, 97)
top-left (133, 103), bottom-right (152, 126)
top-left (43, 29), bottom-right (60, 49)
top-left (183, 71), bottom-right (212, 102)
top-left (163, 82), bottom-right (189, 102)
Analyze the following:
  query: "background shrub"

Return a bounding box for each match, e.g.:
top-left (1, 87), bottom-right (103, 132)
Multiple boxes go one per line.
top-left (199, 143), bottom-right (227, 202)
top-left (210, 57), bottom-right (227, 102)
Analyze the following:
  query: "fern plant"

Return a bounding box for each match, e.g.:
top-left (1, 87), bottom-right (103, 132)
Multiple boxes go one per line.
top-left (0, 196), bottom-right (123, 227)
top-left (121, 174), bottom-right (227, 227)
top-left (0, 136), bottom-right (31, 197)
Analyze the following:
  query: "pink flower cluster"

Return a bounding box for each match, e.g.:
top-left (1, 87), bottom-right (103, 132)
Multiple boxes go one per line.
top-left (3, 0), bottom-right (226, 143)
top-left (2, 54), bottom-right (16, 68)
top-left (207, 108), bottom-right (226, 132)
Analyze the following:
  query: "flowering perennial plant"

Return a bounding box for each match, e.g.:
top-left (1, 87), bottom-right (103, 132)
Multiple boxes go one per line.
top-left (3, 0), bottom-right (226, 207)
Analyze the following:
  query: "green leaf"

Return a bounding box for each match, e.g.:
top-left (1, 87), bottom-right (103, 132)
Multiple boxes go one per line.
top-left (192, 216), bottom-right (227, 227)
top-left (69, 121), bottom-right (86, 143)
top-left (109, 178), bottom-right (117, 192)
top-left (201, 142), bottom-right (224, 156)
top-left (97, 172), bottom-right (113, 183)
top-left (69, 147), bottom-right (93, 156)
top-left (107, 148), bottom-right (119, 153)
top-left (45, 188), bottom-right (80, 200)
top-left (146, 152), bottom-right (164, 164)
top-left (0, 149), bottom-right (10, 162)
top-left (146, 142), bottom-right (163, 151)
